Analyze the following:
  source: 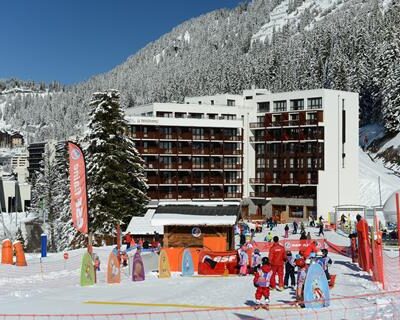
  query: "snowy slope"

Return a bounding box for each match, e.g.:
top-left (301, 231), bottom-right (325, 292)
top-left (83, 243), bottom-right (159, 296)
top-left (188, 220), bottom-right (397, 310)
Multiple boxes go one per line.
top-left (359, 148), bottom-right (400, 207)
top-left (251, 0), bottom-right (345, 43)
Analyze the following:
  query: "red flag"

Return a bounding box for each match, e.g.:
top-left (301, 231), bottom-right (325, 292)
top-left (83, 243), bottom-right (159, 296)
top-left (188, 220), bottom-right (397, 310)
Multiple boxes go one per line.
top-left (68, 142), bottom-right (88, 234)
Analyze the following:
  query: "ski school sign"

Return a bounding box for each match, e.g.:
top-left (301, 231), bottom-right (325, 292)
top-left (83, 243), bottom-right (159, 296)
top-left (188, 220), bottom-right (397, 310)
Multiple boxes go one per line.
top-left (68, 142), bottom-right (88, 234)
top-left (253, 239), bottom-right (325, 253)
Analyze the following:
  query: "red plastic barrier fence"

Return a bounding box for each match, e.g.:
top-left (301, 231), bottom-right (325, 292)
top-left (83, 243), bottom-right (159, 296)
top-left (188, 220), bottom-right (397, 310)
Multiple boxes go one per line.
top-left (324, 239), bottom-right (352, 258)
top-left (254, 239), bottom-right (325, 253)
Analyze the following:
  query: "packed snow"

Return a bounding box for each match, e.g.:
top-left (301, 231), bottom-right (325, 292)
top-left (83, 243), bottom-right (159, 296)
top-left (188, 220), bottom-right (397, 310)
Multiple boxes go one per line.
top-left (0, 225), bottom-right (393, 319)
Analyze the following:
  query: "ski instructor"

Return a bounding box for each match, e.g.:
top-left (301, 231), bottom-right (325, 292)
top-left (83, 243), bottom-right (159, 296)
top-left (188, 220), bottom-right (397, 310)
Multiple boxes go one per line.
top-left (268, 236), bottom-right (286, 291)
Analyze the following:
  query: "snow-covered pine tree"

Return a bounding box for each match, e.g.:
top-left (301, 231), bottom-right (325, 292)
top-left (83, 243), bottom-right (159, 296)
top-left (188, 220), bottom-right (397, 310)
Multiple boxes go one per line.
top-left (29, 142), bottom-right (61, 252)
top-left (383, 65), bottom-right (400, 132)
top-left (84, 90), bottom-right (148, 243)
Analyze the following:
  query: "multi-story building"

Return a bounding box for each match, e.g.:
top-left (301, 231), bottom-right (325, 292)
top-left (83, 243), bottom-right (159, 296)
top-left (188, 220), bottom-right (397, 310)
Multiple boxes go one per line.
top-left (247, 89), bottom-right (359, 220)
top-left (126, 88), bottom-right (359, 221)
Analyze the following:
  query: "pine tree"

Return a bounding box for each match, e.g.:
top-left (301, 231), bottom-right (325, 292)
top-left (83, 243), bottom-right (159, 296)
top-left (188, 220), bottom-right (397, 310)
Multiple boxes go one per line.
top-left (84, 90), bottom-right (148, 243)
top-left (383, 65), bottom-right (400, 132)
top-left (29, 142), bottom-right (61, 252)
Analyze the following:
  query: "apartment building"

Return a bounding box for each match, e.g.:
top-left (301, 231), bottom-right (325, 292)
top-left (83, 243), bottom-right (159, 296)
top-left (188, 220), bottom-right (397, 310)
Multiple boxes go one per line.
top-left (247, 89), bottom-right (359, 220)
top-left (126, 89), bottom-right (359, 220)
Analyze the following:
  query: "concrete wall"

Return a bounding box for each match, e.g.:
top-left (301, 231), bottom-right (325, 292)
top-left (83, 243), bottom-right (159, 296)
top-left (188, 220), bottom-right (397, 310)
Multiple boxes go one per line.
top-left (318, 90), bottom-right (359, 219)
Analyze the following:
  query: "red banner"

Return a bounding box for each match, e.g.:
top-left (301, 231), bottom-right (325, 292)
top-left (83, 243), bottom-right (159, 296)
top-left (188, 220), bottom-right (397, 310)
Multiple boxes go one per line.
top-left (68, 142), bottom-right (88, 234)
top-left (254, 239), bottom-right (325, 253)
top-left (198, 251), bottom-right (238, 275)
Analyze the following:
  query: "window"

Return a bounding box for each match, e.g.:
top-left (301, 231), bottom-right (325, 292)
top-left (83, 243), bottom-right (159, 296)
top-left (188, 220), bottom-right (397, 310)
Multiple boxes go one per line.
top-left (273, 100), bottom-right (287, 112)
top-left (211, 100), bottom-right (214, 105)
top-left (208, 113), bottom-right (217, 119)
top-left (256, 158), bottom-right (265, 169)
top-left (221, 114), bottom-right (236, 120)
top-left (290, 158), bottom-right (295, 169)
top-left (245, 96), bottom-right (253, 100)
top-left (189, 113), bottom-right (203, 119)
top-left (227, 99), bottom-right (236, 106)
top-left (290, 99), bottom-right (304, 111)
top-left (273, 158), bottom-right (278, 169)
top-left (257, 102), bottom-right (270, 113)
top-left (175, 112), bottom-right (186, 118)
top-left (308, 97), bottom-right (322, 109)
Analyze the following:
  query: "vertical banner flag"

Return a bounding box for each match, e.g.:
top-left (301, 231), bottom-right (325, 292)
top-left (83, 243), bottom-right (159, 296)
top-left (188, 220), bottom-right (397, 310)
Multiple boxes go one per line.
top-left (68, 142), bottom-right (88, 234)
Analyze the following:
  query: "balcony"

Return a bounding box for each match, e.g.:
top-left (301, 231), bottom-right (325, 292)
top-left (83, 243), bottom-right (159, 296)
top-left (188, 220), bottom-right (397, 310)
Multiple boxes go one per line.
top-left (142, 132), bottom-right (159, 139)
top-left (224, 163), bottom-right (242, 170)
top-left (250, 122), bottom-right (265, 128)
top-left (224, 149), bottom-right (241, 155)
top-left (159, 148), bottom-right (177, 154)
top-left (250, 192), bottom-right (272, 198)
top-left (224, 135), bottom-right (242, 141)
top-left (225, 192), bottom-right (242, 199)
top-left (249, 178), bottom-right (267, 184)
top-left (177, 148), bottom-right (192, 155)
top-left (192, 148), bottom-right (210, 155)
top-left (225, 178), bottom-right (242, 184)
top-left (147, 190), bottom-right (242, 200)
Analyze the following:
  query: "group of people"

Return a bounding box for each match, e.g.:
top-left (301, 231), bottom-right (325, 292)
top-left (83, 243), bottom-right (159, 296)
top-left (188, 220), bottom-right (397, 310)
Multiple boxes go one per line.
top-left (239, 236), bottom-right (333, 308)
top-left (123, 232), bottom-right (161, 251)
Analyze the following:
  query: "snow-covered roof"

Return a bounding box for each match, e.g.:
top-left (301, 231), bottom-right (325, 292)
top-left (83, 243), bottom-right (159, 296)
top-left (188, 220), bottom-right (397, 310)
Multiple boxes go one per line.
top-left (151, 214), bottom-right (237, 226)
top-left (125, 209), bottom-right (164, 235)
top-left (151, 204), bottom-right (240, 226)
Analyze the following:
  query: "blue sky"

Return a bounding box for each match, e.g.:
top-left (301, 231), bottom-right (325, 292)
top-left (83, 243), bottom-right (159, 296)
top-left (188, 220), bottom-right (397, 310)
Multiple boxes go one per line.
top-left (1, 0), bottom-right (242, 85)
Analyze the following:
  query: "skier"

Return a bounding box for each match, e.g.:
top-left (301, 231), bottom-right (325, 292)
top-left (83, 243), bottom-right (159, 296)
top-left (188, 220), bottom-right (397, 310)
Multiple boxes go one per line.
top-left (284, 224), bottom-right (289, 238)
top-left (300, 221), bottom-right (305, 234)
top-left (268, 236), bottom-right (286, 291)
top-left (124, 232), bottom-right (132, 250)
top-left (304, 240), bottom-right (319, 259)
top-left (264, 231), bottom-right (273, 242)
top-left (252, 248), bottom-right (262, 270)
top-left (318, 221), bottom-right (324, 237)
top-left (284, 251), bottom-right (296, 289)
top-left (296, 258), bottom-right (308, 306)
top-left (293, 220), bottom-right (298, 234)
top-left (239, 245), bottom-right (249, 276)
top-left (317, 249), bottom-right (333, 281)
top-left (253, 257), bottom-right (272, 309)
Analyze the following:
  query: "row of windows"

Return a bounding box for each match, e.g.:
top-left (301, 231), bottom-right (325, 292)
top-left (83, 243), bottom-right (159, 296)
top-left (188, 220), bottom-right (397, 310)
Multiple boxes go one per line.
top-left (255, 157), bottom-right (323, 170)
top-left (155, 111), bottom-right (238, 120)
top-left (257, 97), bottom-right (323, 113)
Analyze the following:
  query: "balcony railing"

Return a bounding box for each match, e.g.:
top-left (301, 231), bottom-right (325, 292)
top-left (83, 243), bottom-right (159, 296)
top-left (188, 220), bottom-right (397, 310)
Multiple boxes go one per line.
top-left (250, 122), bottom-right (265, 128)
top-left (146, 191), bottom-right (242, 200)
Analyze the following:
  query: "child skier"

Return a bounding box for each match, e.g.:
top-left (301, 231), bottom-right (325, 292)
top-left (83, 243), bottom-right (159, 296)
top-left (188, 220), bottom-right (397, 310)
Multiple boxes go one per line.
top-left (284, 251), bottom-right (296, 289)
top-left (239, 245), bottom-right (248, 276)
top-left (252, 248), bottom-right (262, 270)
top-left (295, 258), bottom-right (308, 306)
top-left (253, 257), bottom-right (273, 309)
top-left (317, 249), bottom-right (333, 281)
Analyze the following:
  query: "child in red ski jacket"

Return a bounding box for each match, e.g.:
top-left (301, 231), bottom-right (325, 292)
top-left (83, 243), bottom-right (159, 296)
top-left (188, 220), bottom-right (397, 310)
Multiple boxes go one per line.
top-left (253, 257), bottom-right (273, 307)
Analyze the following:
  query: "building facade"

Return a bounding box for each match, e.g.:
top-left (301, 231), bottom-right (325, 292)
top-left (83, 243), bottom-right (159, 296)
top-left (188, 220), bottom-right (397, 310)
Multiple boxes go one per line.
top-left (126, 89), bottom-right (359, 221)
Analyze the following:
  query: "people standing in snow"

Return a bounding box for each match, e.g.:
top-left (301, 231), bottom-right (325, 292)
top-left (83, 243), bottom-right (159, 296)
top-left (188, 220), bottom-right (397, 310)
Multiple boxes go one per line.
top-left (253, 257), bottom-right (273, 308)
top-left (318, 221), bottom-right (325, 237)
top-left (306, 232), bottom-right (311, 240)
top-left (300, 222), bottom-right (305, 234)
top-left (124, 232), bottom-right (132, 250)
top-left (284, 224), bottom-right (289, 238)
top-left (252, 248), bottom-right (262, 271)
top-left (293, 220), bottom-right (298, 234)
top-left (295, 258), bottom-right (308, 305)
top-left (284, 251), bottom-right (296, 289)
top-left (238, 245), bottom-right (249, 276)
top-left (268, 236), bottom-right (286, 291)
top-left (317, 249), bottom-right (333, 281)
top-left (264, 231), bottom-right (273, 242)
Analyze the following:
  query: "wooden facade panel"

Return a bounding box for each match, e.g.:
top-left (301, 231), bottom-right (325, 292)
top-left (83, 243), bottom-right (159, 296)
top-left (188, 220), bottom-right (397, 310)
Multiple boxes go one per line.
top-left (164, 225), bottom-right (233, 250)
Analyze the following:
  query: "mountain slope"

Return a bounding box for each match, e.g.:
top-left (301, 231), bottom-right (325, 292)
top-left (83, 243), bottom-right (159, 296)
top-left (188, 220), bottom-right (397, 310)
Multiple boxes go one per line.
top-left (2, 0), bottom-right (400, 142)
